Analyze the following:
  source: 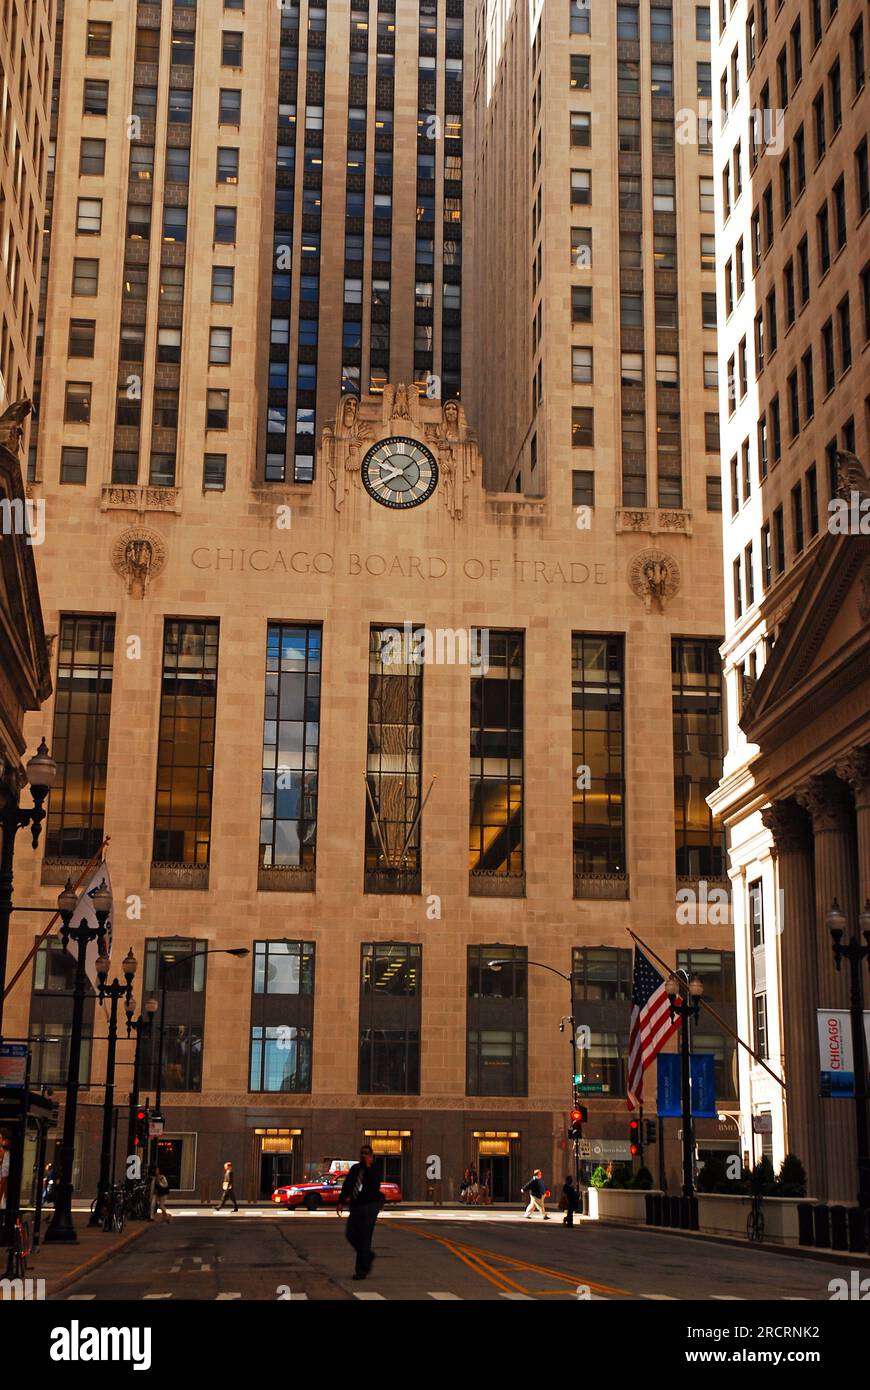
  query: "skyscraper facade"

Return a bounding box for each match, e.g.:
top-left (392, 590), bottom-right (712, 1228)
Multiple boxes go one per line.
top-left (6, 0), bottom-right (732, 1202)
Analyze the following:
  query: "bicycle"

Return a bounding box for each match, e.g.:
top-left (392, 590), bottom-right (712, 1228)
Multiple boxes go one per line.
top-left (103, 1184), bottom-right (126, 1233)
top-left (746, 1192), bottom-right (765, 1243)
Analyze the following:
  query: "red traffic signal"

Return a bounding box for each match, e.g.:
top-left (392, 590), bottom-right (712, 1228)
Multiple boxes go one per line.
top-left (629, 1118), bottom-right (641, 1156)
top-left (568, 1104), bottom-right (588, 1140)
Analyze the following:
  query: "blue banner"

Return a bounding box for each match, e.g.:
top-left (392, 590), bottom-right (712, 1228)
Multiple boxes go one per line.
top-left (656, 1053), bottom-right (717, 1118)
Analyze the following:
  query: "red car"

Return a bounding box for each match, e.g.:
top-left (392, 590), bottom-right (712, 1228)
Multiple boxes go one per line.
top-left (272, 1170), bottom-right (402, 1211)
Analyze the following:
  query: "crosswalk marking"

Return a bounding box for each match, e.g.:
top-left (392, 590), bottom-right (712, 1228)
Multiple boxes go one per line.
top-left (499, 1292), bottom-right (534, 1300)
top-left (143, 1293), bottom-right (173, 1300)
top-left (711, 1295), bottom-right (744, 1300)
top-left (67, 1294), bottom-right (96, 1300)
top-left (353, 1291), bottom-right (386, 1300)
top-left (428, 1291), bottom-right (462, 1300)
top-left (644, 1294), bottom-right (678, 1300)
top-left (216, 1292), bottom-right (241, 1300)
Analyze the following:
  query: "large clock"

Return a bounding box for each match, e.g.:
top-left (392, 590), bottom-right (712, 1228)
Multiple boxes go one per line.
top-left (360, 437), bottom-right (439, 510)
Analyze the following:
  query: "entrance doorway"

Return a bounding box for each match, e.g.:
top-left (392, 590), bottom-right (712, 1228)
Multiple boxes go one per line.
top-left (364, 1130), bottom-right (412, 1196)
top-left (254, 1129), bottom-right (302, 1198)
top-left (473, 1131), bottom-right (521, 1202)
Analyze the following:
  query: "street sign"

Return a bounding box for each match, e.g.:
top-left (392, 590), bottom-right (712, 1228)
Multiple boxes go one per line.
top-left (576, 1082), bottom-right (607, 1094)
top-left (149, 1117), bottom-right (164, 1138)
top-left (0, 1044), bottom-right (27, 1088)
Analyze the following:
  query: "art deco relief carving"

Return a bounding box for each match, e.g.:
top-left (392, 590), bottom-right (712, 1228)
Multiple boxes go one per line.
top-left (0, 399), bottom-right (31, 458)
top-left (627, 548), bottom-right (681, 612)
top-left (111, 527), bottom-right (167, 598)
top-left (424, 397), bottom-right (479, 521)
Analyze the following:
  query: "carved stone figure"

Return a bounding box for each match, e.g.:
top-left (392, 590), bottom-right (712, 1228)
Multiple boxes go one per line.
top-left (328, 395), bottom-right (373, 511)
top-left (835, 450), bottom-right (870, 500)
top-left (111, 527), bottom-right (167, 597)
top-left (0, 399), bottom-right (32, 458)
top-left (391, 383), bottom-right (411, 419)
top-left (627, 548), bottom-right (681, 613)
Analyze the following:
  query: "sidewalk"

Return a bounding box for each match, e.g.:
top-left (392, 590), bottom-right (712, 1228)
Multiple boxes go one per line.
top-left (26, 1214), bottom-right (150, 1297)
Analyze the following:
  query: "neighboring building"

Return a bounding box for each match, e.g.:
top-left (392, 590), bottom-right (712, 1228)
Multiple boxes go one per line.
top-left (710, 0), bottom-right (869, 1199)
top-left (6, 1), bottom-right (730, 1202)
top-left (0, 0), bottom-right (54, 803)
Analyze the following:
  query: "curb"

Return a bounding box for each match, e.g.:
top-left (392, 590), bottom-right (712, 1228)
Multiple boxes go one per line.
top-left (596, 1217), bottom-right (870, 1265)
top-left (39, 1221), bottom-right (151, 1296)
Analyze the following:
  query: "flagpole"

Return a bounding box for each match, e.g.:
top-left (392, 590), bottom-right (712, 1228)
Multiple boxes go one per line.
top-left (626, 927), bottom-right (786, 1092)
top-left (3, 837), bottom-right (110, 1001)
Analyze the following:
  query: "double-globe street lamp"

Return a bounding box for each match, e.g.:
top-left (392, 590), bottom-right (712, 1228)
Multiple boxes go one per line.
top-left (88, 946), bottom-right (137, 1227)
top-left (665, 970), bottom-right (705, 1199)
top-left (44, 876), bottom-right (112, 1244)
top-left (0, 738), bottom-right (57, 1041)
top-left (826, 897), bottom-right (870, 1209)
top-left (488, 953), bottom-right (582, 1190)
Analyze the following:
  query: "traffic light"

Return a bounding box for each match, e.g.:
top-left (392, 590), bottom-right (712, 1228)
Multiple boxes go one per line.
top-left (134, 1108), bottom-right (148, 1152)
top-left (644, 1120), bottom-right (657, 1146)
top-left (568, 1104), bottom-right (588, 1140)
top-left (629, 1118), bottom-right (641, 1156)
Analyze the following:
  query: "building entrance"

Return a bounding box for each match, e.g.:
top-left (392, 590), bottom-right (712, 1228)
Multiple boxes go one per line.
top-left (255, 1129), bottom-right (302, 1198)
top-left (364, 1129), bottom-right (412, 1195)
top-left (473, 1131), bottom-right (521, 1202)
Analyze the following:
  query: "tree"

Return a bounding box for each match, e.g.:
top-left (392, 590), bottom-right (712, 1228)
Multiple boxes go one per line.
top-left (776, 1153), bottom-right (807, 1197)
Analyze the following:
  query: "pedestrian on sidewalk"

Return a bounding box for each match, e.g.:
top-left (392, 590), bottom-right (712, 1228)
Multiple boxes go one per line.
top-left (561, 1174), bottom-right (581, 1227)
top-left (42, 1162), bottom-right (56, 1206)
top-left (215, 1161), bottom-right (239, 1212)
top-left (522, 1168), bottom-right (549, 1219)
top-left (337, 1144), bottom-right (384, 1280)
top-left (150, 1167), bottom-right (172, 1221)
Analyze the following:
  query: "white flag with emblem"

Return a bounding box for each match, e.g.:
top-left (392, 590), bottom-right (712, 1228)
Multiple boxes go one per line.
top-left (69, 861), bottom-right (113, 994)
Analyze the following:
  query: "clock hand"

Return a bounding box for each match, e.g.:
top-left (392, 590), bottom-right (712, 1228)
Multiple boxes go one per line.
top-left (378, 464), bottom-right (406, 483)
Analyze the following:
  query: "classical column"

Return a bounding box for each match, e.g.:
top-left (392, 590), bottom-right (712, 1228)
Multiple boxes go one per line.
top-left (797, 773), bottom-right (859, 1201)
top-left (762, 800), bottom-right (825, 1196)
top-left (837, 747), bottom-right (870, 907)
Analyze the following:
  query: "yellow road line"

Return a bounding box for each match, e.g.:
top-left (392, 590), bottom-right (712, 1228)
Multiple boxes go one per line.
top-left (382, 1219), bottom-right (630, 1299)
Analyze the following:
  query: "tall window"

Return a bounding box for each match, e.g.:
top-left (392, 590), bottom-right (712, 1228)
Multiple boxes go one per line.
top-left (260, 624), bottom-right (321, 878)
top-left (358, 943), bottom-right (421, 1094)
top-left (250, 941), bottom-right (314, 1092)
top-left (469, 631), bottom-right (524, 886)
top-left (572, 635), bottom-right (626, 891)
top-left (45, 615), bottom-right (116, 861)
top-left (141, 939), bottom-right (207, 1093)
top-left (571, 947), bottom-right (632, 1096)
top-left (29, 940), bottom-right (94, 1085)
top-left (467, 946), bottom-right (527, 1096)
top-left (365, 627), bottom-right (423, 893)
top-left (672, 638), bottom-right (725, 878)
top-left (152, 621), bottom-right (219, 871)
top-left (677, 949), bottom-right (737, 1097)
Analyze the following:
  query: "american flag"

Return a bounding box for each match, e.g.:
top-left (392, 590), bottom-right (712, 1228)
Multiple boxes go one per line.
top-left (626, 946), bottom-right (680, 1111)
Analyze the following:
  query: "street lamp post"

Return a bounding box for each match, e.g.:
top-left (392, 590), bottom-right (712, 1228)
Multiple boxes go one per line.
top-left (488, 954), bottom-right (582, 1190)
top-left (827, 897), bottom-right (870, 1209)
top-left (44, 876), bottom-right (112, 1244)
top-left (666, 970), bottom-right (704, 1198)
top-left (89, 948), bottom-right (137, 1228)
top-left (124, 994), bottom-right (158, 1176)
top-left (0, 738), bottom-right (57, 1040)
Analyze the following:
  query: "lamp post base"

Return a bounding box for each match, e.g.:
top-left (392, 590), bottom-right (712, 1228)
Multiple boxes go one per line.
top-left (43, 1186), bottom-right (79, 1244)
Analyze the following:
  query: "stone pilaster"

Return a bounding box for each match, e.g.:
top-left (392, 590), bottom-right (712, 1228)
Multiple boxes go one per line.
top-left (796, 773), bottom-right (858, 1201)
top-left (762, 800), bottom-right (824, 1196)
top-left (836, 746), bottom-right (870, 908)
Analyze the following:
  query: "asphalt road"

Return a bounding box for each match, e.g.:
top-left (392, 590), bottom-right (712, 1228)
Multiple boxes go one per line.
top-left (52, 1211), bottom-right (857, 1302)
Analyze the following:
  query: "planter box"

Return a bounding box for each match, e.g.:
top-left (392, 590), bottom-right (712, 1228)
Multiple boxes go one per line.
top-left (696, 1193), bottom-right (808, 1247)
top-left (587, 1187), bottom-right (654, 1224)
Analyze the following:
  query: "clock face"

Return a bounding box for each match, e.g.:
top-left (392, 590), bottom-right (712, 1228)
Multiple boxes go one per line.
top-left (360, 437), bottom-right (439, 510)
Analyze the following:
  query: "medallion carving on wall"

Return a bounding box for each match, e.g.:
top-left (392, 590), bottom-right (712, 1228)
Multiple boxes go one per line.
top-left (627, 548), bottom-right (681, 613)
top-left (111, 527), bottom-right (167, 598)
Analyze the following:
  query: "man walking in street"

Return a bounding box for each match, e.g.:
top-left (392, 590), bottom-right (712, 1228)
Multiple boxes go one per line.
top-left (522, 1168), bottom-right (549, 1219)
top-left (561, 1174), bottom-right (581, 1227)
top-left (337, 1144), bottom-right (384, 1280)
top-left (150, 1167), bottom-right (172, 1221)
top-left (215, 1160), bottom-right (239, 1212)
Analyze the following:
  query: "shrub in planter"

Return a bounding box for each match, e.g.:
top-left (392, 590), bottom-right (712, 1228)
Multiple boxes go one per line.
top-left (750, 1155), bottom-right (777, 1196)
top-left (776, 1153), bottom-right (807, 1198)
top-left (589, 1165), bottom-right (611, 1189)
